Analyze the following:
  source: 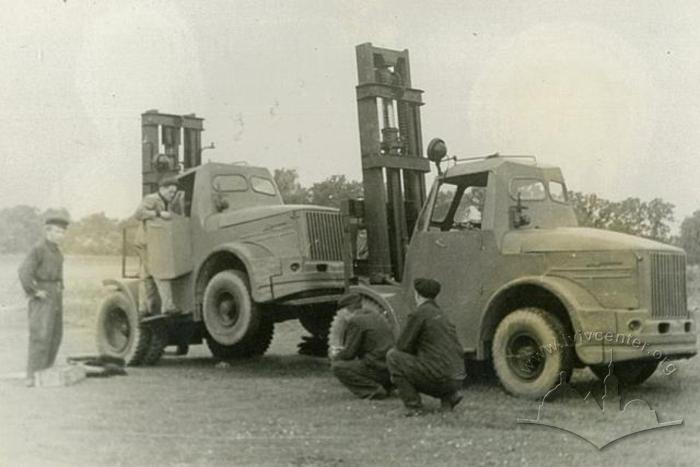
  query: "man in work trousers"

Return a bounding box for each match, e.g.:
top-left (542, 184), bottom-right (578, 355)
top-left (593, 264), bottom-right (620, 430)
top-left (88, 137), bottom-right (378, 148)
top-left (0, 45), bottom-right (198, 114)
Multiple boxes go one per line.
top-left (133, 176), bottom-right (181, 319)
top-left (330, 293), bottom-right (395, 399)
top-left (18, 214), bottom-right (69, 387)
top-left (387, 278), bottom-right (465, 415)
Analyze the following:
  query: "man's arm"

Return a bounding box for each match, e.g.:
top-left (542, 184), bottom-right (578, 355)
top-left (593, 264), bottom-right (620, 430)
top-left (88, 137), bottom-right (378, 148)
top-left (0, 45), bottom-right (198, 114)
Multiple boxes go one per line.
top-left (133, 196), bottom-right (160, 221)
top-left (334, 320), bottom-right (364, 360)
top-left (18, 246), bottom-right (40, 297)
top-left (395, 312), bottom-right (424, 354)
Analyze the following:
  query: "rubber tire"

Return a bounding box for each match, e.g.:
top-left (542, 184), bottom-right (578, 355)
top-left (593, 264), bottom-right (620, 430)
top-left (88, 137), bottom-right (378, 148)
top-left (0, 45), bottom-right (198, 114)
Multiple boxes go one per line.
top-left (492, 308), bottom-right (573, 399)
top-left (298, 305), bottom-right (336, 338)
top-left (96, 292), bottom-right (151, 366)
top-left (206, 318), bottom-right (274, 359)
top-left (203, 270), bottom-right (274, 358)
top-left (590, 360), bottom-right (659, 386)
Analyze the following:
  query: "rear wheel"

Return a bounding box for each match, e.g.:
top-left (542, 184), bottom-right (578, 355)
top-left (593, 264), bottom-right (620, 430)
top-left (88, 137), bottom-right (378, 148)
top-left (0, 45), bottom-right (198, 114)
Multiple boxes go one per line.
top-left (590, 360), bottom-right (658, 386)
top-left (492, 307), bottom-right (573, 399)
top-left (299, 305), bottom-right (336, 337)
top-left (298, 304), bottom-right (337, 357)
top-left (203, 270), bottom-right (274, 358)
top-left (142, 321), bottom-right (168, 365)
top-left (96, 292), bottom-right (151, 366)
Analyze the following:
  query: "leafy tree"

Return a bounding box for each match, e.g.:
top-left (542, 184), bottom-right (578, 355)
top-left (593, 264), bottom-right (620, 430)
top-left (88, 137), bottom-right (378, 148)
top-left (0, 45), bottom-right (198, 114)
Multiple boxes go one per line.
top-left (308, 175), bottom-right (363, 208)
top-left (273, 168), bottom-right (310, 204)
top-left (274, 168), bottom-right (365, 208)
top-left (0, 205), bottom-right (43, 253)
top-left (62, 212), bottom-right (123, 255)
top-left (569, 191), bottom-right (674, 242)
top-left (679, 210), bottom-right (700, 264)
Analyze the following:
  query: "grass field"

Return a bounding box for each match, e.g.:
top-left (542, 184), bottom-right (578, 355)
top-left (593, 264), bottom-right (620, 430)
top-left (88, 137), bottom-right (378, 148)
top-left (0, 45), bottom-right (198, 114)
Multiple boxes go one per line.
top-left (0, 255), bottom-right (699, 466)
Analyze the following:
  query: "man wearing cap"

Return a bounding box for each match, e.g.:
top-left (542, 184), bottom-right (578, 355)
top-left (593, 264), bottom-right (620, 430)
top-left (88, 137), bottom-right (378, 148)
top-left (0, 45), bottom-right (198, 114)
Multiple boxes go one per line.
top-left (387, 278), bottom-right (465, 415)
top-left (18, 213), bottom-right (69, 387)
top-left (133, 177), bottom-right (181, 318)
top-left (330, 293), bottom-right (395, 399)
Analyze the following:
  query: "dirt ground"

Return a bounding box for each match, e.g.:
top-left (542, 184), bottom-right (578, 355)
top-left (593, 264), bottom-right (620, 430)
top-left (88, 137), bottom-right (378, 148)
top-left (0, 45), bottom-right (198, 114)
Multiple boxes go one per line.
top-left (1, 256), bottom-right (699, 467)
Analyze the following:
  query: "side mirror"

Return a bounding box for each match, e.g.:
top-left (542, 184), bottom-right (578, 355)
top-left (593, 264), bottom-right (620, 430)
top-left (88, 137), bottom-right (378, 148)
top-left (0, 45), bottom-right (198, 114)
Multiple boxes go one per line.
top-left (510, 192), bottom-right (531, 228)
top-left (214, 195), bottom-right (229, 212)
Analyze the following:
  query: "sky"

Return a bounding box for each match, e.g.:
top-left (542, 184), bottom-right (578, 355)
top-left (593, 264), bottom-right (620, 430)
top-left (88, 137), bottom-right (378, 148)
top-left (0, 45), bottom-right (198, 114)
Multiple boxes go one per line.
top-left (1, 0), bottom-right (699, 230)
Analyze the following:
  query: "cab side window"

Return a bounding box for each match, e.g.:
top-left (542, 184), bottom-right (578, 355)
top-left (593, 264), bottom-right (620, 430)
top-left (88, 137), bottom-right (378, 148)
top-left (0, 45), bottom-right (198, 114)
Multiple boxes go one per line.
top-left (429, 172), bottom-right (488, 232)
top-left (173, 172), bottom-right (195, 217)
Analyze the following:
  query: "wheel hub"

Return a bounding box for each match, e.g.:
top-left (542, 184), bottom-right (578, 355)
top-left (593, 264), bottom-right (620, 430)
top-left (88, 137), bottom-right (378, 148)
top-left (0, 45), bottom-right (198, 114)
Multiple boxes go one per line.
top-left (105, 308), bottom-right (130, 352)
top-left (506, 333), bottom-right (545, 380)
top-left (216, 292), bottom-right (239, 327)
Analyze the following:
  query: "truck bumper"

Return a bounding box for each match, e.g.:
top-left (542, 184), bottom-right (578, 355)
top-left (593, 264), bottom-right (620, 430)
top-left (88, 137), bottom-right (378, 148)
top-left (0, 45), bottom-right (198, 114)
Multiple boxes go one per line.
top-left (262, 272), bottom-right (345, 304)
top-left (574, 309), bottom-right (697, 365)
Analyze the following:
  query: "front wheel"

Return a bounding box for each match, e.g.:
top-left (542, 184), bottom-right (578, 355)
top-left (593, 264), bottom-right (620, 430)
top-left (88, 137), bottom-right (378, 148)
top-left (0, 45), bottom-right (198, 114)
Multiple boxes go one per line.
top-left (203, 270), bottom-right (274, 358)
top-left (492, 308), bottom-right (573, 399)
top-left (590, 360), bottom-right (659, 386)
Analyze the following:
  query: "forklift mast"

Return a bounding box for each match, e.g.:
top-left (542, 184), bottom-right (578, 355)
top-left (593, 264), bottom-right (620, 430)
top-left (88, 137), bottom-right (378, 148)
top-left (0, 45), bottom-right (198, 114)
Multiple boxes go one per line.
top-left (141, 110), bottom-right (205, 196)
top-left (354, 43), bottom-right (430, 282)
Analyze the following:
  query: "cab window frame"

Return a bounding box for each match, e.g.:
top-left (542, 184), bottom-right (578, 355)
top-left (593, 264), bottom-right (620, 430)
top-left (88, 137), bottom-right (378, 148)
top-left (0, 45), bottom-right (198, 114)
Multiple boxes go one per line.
top-left (428, 172), bottom-right (489, 232)
top-left (212, 174), bottom-right (249, 193)
top-left (250, 176), bottom-right (277, 197)
top-left (548, 180), bottom-right (569, 204)
top-left (509, 177), bottom-right (547, 202)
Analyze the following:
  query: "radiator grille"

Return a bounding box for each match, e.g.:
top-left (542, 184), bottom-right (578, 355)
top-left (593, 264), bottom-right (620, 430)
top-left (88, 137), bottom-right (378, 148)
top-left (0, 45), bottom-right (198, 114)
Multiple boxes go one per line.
top-left (650, 252), bottom-right (687, 319)
top-left (306, 211), bottom-right (344, 261)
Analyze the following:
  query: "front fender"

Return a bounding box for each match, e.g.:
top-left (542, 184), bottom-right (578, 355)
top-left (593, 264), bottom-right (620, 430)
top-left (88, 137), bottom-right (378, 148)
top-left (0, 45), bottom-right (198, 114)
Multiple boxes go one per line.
top-left (349, 283), bottom-right (408, 335)
top-left (479, 275), bottom-right (606, 340)
top-left (196, 242), bottom-right (282, 302)
top-left (478, 275), bottom-right (619, 361)
top-left (102, 278), bottom-right (140, 309)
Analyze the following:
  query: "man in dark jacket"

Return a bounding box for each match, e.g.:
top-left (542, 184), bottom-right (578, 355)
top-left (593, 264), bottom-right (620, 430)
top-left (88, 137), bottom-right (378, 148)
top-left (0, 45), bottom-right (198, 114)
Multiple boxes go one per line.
top-left (133, 177), bottom-right (180, 319)
top-left (330, 293), bottom-right (395, 399)
top-left (387, 278), bottom-right (465, 414)
top-left (18, 213), bottom-right (69, 387)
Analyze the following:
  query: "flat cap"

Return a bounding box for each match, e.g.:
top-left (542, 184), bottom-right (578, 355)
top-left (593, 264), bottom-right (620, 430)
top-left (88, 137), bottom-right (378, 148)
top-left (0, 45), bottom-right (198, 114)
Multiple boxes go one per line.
top-left (44, 211), bottom-right (70, 228)
top-left (414, 278), bottom-right (441, 299)
top-left (158, 176), bottom-right (180, 188)
top-left (337, 293), bottom-right (362, 309)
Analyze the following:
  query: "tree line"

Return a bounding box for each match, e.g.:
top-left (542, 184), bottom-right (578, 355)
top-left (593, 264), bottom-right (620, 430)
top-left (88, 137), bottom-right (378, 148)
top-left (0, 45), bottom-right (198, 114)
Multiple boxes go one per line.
top-left (0, 168), bottom-right (697, 263)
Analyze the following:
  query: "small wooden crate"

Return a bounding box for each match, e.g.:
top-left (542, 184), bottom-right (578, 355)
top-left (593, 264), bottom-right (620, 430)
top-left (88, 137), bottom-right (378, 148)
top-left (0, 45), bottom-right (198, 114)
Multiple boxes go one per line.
top-left (34, 365), bottom-right (86, 387)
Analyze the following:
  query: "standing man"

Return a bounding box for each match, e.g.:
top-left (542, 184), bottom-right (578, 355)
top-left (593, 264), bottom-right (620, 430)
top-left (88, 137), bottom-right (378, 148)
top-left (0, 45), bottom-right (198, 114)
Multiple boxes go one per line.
top-left (330, 293), bottom-right (395, 399)
top-left (133, 176), bottom-right (180, 319)
top-left (18, 213), bottom-right (69, 387)
top-left (387, 278), bottom-right (465, 415)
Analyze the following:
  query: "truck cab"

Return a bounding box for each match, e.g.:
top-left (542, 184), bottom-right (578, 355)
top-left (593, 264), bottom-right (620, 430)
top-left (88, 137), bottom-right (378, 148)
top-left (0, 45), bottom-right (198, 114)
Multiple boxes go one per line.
top-left (379, 154), bottom-right (696, 398)
top-left (349, 152), bottom-right (696, 399)
top-left (98, 159), bottom-right (346, 366)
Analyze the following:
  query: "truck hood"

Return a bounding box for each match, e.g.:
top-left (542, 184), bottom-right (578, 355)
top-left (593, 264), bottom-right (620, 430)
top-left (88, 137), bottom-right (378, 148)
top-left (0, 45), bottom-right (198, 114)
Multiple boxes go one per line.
top-left (217, 204), bottom-right (337, 228)
top-left (502, 227), bottom-right (682, 254)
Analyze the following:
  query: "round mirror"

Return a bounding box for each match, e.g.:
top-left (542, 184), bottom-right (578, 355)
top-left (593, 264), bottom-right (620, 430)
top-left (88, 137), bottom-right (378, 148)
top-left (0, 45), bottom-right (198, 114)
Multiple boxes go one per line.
top-left (427, 138), bottom-right (448, 163)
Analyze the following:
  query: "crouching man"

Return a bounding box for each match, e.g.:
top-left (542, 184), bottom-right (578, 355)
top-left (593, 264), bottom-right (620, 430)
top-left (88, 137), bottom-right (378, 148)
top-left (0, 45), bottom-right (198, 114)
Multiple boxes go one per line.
top-left (387, 278), bottom-right (465, 415)
top-left (330, 293), bottom-right (394, 399)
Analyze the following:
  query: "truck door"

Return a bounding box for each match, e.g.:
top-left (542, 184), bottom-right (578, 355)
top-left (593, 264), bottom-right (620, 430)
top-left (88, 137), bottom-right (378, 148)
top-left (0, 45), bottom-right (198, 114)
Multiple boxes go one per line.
top-left (405, 173), bottom-right (490, 352)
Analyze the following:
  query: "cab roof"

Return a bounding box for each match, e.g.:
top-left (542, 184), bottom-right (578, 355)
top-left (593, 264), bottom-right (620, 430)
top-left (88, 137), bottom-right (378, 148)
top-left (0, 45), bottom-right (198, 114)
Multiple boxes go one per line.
top-left (442, 155), bottom-right (558, 179)
top-left (179, 161), bottom-right (273, 179)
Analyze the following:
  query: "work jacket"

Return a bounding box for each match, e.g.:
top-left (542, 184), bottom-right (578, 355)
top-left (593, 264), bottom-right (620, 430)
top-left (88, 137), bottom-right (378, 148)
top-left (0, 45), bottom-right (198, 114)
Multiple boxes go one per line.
top-left (132, 193), bottom-right (170, 247)
top-left (396, 299), bottom-right (466, 380)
